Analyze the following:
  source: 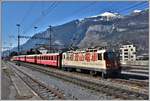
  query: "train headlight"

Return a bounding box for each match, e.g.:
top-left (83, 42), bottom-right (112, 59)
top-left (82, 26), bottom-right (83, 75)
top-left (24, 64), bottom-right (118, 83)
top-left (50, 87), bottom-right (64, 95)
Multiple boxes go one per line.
top-left (106, 64), bottom-right (111, 67)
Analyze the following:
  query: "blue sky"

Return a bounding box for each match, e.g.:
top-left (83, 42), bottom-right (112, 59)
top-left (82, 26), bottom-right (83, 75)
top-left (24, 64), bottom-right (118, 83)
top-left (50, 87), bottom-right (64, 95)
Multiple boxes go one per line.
top-left (2, 1), bottom-right (149, 50)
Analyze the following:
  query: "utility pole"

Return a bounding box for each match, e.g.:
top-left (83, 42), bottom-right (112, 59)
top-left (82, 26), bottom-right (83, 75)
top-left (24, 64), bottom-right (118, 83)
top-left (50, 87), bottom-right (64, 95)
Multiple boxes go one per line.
top-left (16, 24), bottom-right (20, 66)
top-left (49, 25), bottom-right (52, 53)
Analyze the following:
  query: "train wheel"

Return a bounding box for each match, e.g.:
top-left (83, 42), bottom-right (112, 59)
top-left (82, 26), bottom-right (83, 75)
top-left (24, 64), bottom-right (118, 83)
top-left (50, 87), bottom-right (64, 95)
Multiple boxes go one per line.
top-left (102, 72), bottom-right (107, 79)
top-left (90, 71), bottom-right (97, 76)
top-left (62, 67), bottom-right (68, 71)
top-left (115, 71), bottom-right (121, 78)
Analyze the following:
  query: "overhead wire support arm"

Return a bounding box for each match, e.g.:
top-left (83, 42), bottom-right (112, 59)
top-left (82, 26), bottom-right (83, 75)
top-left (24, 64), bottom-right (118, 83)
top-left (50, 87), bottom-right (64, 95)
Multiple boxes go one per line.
top-left (19, 35), bottom-right (49, 40)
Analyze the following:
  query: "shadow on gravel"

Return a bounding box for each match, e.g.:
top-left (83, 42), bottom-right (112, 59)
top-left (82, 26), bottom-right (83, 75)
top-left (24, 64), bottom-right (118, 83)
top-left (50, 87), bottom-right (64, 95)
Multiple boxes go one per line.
top-left (112, 73), bottom-right (149, 80)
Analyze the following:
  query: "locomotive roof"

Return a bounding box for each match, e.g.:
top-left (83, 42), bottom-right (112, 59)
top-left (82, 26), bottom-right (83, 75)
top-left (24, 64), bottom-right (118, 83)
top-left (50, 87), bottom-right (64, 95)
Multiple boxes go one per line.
top-left (14, 53), bottom-right (59, 57)
top-left (39, 53), bottom-right (60, 56)
top-left (64, 49), bottom-right (107, 53)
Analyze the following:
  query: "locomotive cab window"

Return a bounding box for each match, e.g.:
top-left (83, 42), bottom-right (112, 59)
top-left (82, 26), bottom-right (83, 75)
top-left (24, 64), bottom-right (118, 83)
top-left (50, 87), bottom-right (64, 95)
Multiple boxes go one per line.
top-left (104, 52), bottom-right (108, 60)
top-left (98, 53), bottom-right (102, 60)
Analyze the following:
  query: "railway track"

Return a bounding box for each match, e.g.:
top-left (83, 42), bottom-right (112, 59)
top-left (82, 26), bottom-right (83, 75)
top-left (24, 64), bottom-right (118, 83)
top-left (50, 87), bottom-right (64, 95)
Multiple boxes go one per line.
top-left (6, 62), bottom-right (65, 100)
top-left (107, 78), bottom-right (148, 89)
top-left (9, 61), bottom-right (149, 100)
top-left (16, 61), bottom-right (148, 90)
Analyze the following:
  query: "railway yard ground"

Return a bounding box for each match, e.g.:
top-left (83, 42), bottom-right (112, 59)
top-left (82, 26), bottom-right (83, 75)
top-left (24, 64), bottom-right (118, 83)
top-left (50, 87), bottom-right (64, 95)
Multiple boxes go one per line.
top-left (1, 60), bottom-right (149, 100)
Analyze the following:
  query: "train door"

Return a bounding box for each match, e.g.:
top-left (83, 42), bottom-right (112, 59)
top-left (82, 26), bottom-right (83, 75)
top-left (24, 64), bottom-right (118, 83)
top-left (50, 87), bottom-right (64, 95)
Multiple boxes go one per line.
top-left (34, 56), bottom-right (37, 63)
top-left (25, 56), bottom-right (26, 62)
top-left (58, 53), bottom-right (62, 68)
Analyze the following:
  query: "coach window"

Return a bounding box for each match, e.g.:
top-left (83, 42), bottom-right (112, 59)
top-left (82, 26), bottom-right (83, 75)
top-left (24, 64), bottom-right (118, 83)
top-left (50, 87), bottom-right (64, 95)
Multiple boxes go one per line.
top-left (55, 56), bottom-right (57, 60)
top-left (98, 53), bottom-right (102, 60)
top-left (63, 55), bottom-right (65, 59)
top-left (55, 56), bottom-right (56, 60)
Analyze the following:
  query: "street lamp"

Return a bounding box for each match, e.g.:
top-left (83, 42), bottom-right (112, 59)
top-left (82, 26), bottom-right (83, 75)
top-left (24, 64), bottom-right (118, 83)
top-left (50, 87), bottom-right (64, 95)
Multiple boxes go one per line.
top-left (16, 24), bottom-right (20, 66)
top-left (49, 25), bottom-right (52, 53)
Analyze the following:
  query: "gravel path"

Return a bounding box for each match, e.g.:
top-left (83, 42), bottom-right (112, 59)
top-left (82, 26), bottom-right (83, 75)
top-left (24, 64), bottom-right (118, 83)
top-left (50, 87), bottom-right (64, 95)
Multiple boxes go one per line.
top-left (1, 65), bottom-right (17, 100)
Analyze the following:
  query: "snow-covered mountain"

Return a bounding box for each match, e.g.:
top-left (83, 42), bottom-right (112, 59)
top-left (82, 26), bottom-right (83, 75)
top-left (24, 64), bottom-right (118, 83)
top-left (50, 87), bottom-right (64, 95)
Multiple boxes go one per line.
top-left (3, 9), bottom-right (148, 56)
top-left (100, 11), bottom-right (118, 17)
top-left (85, 11), bottom-right (122, 21)
top-left (133, 9), bottom-right (142, 13)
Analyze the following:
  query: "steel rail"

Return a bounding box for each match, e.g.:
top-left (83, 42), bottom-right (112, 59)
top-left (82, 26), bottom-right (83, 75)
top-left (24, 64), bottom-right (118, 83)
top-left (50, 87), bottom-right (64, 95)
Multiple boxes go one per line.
top-left (6, 62), bottom-right (65, 100)
top-left (10, 61), bottom-right (149, 100)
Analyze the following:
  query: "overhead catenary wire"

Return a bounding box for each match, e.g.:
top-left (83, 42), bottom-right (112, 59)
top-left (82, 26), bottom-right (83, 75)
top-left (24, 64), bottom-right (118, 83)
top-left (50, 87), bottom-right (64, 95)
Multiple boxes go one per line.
top-left (117, 1), bottom-right (148, 13)
top-left (23, 2), bottom-right (57, 35)
top-left (19, 4), bottom-right (34, 26)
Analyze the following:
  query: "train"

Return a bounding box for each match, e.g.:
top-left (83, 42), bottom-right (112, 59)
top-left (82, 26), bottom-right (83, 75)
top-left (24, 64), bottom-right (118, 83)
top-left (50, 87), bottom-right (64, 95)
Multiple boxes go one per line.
top-left (11, 48), bottom-right (121, 78)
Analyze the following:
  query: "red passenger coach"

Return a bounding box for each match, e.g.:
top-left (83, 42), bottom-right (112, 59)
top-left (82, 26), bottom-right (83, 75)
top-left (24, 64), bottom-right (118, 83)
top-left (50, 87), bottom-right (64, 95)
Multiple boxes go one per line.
top-left (26, 55), bottom-right (36, 63)
top-left (19, 55), bottom-right (26, 62)
top-left (38, 53), bottom-right (60, 68)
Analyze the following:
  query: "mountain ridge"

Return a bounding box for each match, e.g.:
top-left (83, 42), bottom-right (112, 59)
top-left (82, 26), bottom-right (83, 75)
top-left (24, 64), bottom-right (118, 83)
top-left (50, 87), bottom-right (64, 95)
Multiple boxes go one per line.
top-left (6, 9), bottom-right (149, 56)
